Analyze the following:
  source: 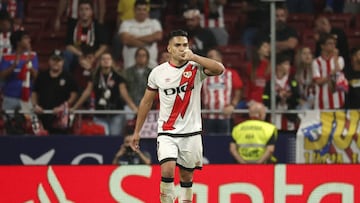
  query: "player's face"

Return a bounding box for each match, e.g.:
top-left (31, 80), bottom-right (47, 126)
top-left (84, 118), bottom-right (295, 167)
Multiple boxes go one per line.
top-left (168, 36), bottom-right (189, 61)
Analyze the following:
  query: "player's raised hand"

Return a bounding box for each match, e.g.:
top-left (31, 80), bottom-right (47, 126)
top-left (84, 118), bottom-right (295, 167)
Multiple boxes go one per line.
top-left (182, 48), bottom-right (195, 61)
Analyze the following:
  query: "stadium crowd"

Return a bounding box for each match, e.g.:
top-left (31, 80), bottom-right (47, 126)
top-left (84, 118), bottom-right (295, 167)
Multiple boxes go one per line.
top-left (0, 0), bottom-right (359, 136)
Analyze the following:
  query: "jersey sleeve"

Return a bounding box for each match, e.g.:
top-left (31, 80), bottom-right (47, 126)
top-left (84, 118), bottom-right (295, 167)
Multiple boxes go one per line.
top-left (147, 69), bottom-right (158, 90)
top-left (196, 63), bottom-right (208, 81)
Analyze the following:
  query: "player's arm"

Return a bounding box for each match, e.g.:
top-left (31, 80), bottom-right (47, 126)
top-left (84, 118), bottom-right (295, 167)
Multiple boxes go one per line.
top-left (185, 50), bottom-right (224, 76)
top-left (131, 89), bottom-right (157, 150)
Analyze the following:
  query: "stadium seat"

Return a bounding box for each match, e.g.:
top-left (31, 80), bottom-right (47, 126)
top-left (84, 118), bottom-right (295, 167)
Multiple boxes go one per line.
top-left (22, 17), bottom-right (47, 41)
top-left (26, 0), bottom-right (58, 18)
top-left (288, 13), bottom-right (314, 29)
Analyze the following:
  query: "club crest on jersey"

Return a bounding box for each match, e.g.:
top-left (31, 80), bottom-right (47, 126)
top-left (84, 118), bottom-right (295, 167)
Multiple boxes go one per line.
top-left (183, 71), bottom-right (192, 78)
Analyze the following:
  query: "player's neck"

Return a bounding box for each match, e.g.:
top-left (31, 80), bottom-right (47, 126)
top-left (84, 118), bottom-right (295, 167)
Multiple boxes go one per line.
top-left (169, 59), bottom-right (187, 67)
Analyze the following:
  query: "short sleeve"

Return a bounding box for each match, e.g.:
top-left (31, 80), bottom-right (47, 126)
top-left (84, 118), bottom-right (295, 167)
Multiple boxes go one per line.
top-left (151, 19), bottom-right (162, 32)
top-left (147, 69), bottom-right (158, 90)
top-left (118, 20), bottom-right (130, 34)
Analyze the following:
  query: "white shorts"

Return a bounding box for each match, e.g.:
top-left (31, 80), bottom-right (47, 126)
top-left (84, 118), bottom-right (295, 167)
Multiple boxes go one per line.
top-left (157, 134), bottom-right (203, 170)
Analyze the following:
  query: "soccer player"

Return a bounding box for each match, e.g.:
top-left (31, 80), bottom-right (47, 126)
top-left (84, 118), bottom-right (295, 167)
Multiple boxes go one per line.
top-left (130, 29), bottom-right (224, 203)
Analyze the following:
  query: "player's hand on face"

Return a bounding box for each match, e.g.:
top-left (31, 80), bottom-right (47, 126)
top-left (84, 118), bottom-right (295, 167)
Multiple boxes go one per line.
top-left (182, 48), bottom-right (194, 61)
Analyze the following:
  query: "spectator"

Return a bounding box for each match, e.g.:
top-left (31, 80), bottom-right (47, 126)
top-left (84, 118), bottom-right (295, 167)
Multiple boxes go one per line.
top-left (72, 52), bottom-right (138, 136)
top-left (124, 47), bottom-right (152, 106)
top-left (314, 15), bottom-right (350, 74)
top-left (0, 0), bottom-right (24, 30)
top-left (123, 47), bottom-right (152, 121)
top-left (117, 0), bottom-right (136, 28)
top-left (312, 33), bottom-right (345, 109)
top-left (241, 0), bottom-right (269, 58)
top-left (274, 5), bottom-right (298, 61)
top-left (32, 49), bottom-right (78, 134)
top-left (158, 50), bottom-right (170, 64)
top-left (0, 11), bottom-right (13, 60)
top-left (294, 47), bottom-right (315, 109)
top-left (0, 30), bottom-right (38, 111)
top-left (73, 46), bottom-right (97, 92)
top-left (345, 47), bottom-right (360, 109)
top-left (112, 133), bottom-right (151, 165)
top-left (54, 0), bottom-right (106, 31)
top-left (202, 48), bottom-right (243, 136)
top-left (229, 102), bottom-right (277, 164)
top-left (263, 54), bottom-right (300, 130)
top-left (245, 40), bottom-right (271, 104)
top-left (183, 9), bottom-right (218, 56)
top-left (188, 0), bottom-right (229, 45)
top-left (119, 0), bottom-right (163, 69)
top-left (64, 0), bottom-right (108, 72)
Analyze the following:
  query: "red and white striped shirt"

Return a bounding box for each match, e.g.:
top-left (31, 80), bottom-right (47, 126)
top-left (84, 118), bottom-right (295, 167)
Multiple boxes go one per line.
top-left (200, 5), bottom-right (225, 28)
top-left (312, 56), bottom-right (345, 109)
top-left (202, 68), bottom-right (243, 119)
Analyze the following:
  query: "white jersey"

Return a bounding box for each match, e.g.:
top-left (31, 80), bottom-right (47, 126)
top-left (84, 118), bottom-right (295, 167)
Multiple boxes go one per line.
top-left (148, 61), bottom-right (207, 135)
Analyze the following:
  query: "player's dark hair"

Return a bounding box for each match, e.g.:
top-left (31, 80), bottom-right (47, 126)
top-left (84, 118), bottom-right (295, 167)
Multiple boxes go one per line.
top-left (167, 29), bottom-right (188, 42)
top-left (10, 30), bottom-right (29, 51)
top-left (135, 0), bottom-right (149, 7)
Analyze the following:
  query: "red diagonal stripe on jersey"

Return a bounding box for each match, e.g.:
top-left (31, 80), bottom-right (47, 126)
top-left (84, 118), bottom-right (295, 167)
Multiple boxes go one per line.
top-left (163, 64), bottom-right (197, 131)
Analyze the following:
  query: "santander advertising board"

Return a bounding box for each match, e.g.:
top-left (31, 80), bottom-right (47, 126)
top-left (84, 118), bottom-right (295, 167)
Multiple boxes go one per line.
top-left (0, 164), bottom-right (358, 203)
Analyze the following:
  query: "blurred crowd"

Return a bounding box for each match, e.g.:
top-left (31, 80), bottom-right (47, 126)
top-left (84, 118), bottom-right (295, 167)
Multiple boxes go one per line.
top-left (0, 0), bottom-right (359, 137)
